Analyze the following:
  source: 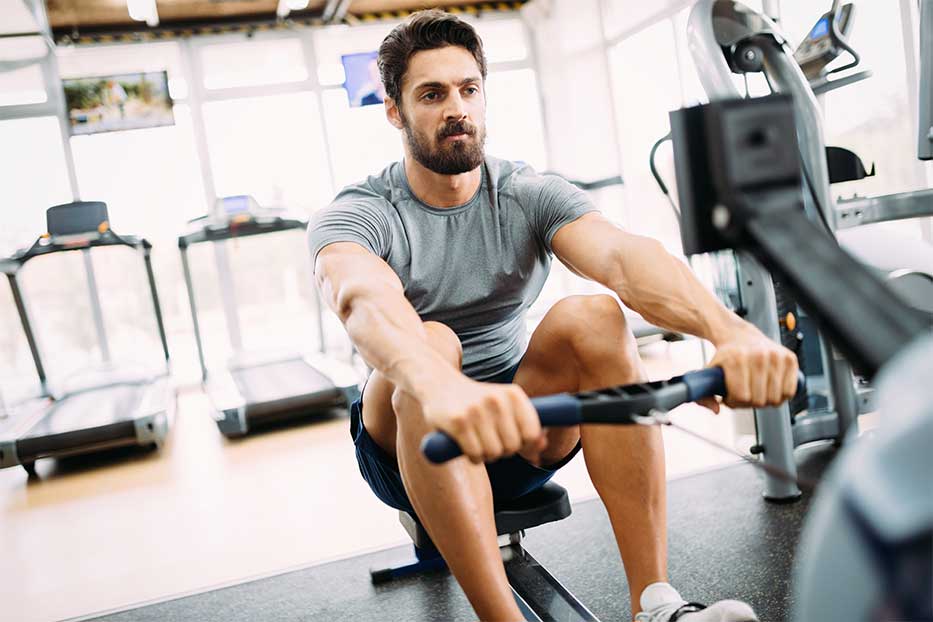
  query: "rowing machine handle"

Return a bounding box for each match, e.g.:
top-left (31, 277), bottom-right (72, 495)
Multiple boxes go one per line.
top-left (682, 367), bottom-right (805, 402)
top-left (421, 367), bottom-right (805, 464)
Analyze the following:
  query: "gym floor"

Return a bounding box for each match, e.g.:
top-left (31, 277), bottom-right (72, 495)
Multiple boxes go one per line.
top-left (3, 340), bottom-right (752, 622)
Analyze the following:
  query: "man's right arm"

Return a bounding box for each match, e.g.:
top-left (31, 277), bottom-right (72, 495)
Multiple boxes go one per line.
top-left (314, 242), bottom-right (544, 463)
top-left (314, 241), bottom-right (460, 399)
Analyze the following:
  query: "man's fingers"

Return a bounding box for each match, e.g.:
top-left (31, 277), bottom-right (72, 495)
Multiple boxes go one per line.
top-left (765, 352), bottom-right (785, 405)
top-left (495, 404), bottom-right (523, 456)
top-left (455, 427), bottom-right (484, 464)
top-left (749, 353), bottom-right (769, 407)
top-left (697, 396), bottom-right (721, 414)
top-left (720, 359), bottom-right (751, 407)
top-left (476, 414), bottom-right (505, 462)
top-left (508, 385), bottom-right (542, 443)
top-left (783, 356), bottom-right (800, 400)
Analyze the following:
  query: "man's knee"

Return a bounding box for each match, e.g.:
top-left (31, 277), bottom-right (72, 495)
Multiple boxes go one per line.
top-left (423, 321), bottom-right (463, 368)
top-left (550, 295), bottom-right (641, 375)
top-left (550, 294), bottom-right (630, 338)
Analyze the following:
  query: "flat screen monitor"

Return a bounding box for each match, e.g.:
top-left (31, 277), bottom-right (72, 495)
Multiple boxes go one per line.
top-left (341, 51), bottom-right (385, 108)
top-left (63, 70), bottom-right (174, 136)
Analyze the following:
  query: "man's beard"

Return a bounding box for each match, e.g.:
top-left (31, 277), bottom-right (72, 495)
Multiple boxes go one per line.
top-left (402, 116), bottom-right (486, 175)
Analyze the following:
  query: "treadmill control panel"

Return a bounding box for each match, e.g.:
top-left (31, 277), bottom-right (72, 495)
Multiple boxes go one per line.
top-left (794, 4), bottom-right (854, 72)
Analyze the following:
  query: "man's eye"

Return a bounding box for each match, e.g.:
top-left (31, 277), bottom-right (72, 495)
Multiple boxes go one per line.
top-left (465, 86), bottom-right (479, 95)
top-left (423, 92), bottom-right (438, 101)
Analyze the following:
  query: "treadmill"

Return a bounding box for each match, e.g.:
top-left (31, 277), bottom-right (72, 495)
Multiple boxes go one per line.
top-left (0, 201), bottom-right (174, 477)
top-left (177, 195), bottom-right (360, 437)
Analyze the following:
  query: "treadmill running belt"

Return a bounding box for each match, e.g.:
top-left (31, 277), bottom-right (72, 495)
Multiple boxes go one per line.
top-left (22, 384), bottom-right (144, 438)
top-left (231, 359), bottom-right (337, 408)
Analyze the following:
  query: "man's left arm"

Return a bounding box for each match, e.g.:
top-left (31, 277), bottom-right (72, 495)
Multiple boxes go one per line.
top-left (550, 212), bottom-right (799, 409)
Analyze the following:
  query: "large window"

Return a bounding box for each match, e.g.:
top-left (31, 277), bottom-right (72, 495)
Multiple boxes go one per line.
top-left (0, 117), bottom-right (72, 254)
top-left (203, 93), bottom-right (333, 212)
top-left (607, 19), bottom-right (683, 252)
top-left (0, 36), bottom-right (48, 106)
top-left (485, 69), bottom-right (547, 170)
top-left (200, 38), bottom-right (308, 90)
top-left (322, 87), bottom-right (401, 190)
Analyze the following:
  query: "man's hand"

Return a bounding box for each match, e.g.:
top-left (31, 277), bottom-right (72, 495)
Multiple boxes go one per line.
top-left (700, 325), bottom-right (800, 413)
top-left (417, 376), bottom-right (547, 465)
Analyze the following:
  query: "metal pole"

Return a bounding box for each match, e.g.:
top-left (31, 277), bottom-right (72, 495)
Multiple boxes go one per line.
top-left (179, 245), bottom-right (209, 382)
top-left (7, 272), bottom-right (49, 396)
top-left (178, 38), bottom-right (218, 216)
top-left (299, 28), bottom-right (339, 199)
top-left (82, 248), bottom-right (111, 365)
top-left (31, 0), bottom-right (80, 201)
top-left (142, 244), bottom-right (170, 364)
top-left (917, 0), bottom-right (933, 159)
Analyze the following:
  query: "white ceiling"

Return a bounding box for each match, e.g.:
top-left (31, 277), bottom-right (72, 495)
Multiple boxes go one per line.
top-left (0, 0), bottom-right (41, 35)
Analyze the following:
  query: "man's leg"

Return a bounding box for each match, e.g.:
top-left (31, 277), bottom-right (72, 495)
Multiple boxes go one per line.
top-left (513, 295), bottom-right (666, 614)
top-left (362, 321), bottom-right (524, 621)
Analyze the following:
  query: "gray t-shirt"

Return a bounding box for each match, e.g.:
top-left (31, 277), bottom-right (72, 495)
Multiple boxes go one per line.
top-left (307, 156), bottom-right (596, 380)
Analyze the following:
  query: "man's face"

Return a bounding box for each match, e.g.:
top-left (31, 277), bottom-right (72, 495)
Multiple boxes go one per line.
top-left (389, 45), bottom-right (486, 175)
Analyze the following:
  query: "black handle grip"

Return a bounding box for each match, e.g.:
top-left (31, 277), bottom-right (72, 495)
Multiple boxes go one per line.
top-left (421, 368), bottom-right (806, 464)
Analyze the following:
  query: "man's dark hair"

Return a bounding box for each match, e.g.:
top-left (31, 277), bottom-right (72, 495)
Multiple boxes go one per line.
top-left (377, 9), bottom-right (487, 106)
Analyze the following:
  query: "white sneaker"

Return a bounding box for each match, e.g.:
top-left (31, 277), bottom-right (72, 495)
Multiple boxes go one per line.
top-left (634, 599), bottom-right (760, 622)
top-left (634, 582), bottom-right (759, 622)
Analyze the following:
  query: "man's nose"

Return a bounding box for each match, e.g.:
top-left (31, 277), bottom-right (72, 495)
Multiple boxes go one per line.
top-left (443, 91), bottom-right (467, 121)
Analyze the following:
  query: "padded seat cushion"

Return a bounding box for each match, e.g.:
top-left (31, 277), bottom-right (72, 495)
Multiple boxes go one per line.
top-left (400, 481), bottom-right (572, 549)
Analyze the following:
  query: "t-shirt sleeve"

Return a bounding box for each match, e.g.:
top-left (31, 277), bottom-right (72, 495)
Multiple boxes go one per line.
top-left (307, 197), bottom-right (393, 266)
top-left (526, 174), bottom-right (599, 253)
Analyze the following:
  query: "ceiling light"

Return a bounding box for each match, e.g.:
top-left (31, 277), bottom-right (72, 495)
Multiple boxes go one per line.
top-left (126, 0), bottom-right (159, 27)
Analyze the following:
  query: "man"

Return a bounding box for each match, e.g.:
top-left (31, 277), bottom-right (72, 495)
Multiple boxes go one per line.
top-left (308, 10), bottom-right (798, 622)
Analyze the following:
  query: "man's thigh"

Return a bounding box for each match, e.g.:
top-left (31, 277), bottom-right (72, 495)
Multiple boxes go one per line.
top-left (512, 302), bottom-right (590, 466)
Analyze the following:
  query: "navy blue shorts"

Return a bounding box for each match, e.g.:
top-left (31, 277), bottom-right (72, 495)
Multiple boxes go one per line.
top-left (349, 359), bottom-right (582, 514)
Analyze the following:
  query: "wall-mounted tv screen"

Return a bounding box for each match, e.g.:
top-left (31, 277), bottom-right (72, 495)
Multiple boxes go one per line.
top-left (341, 51), bottom-right (385, 108)
top-left (63, 70), bottom-right (174, 136)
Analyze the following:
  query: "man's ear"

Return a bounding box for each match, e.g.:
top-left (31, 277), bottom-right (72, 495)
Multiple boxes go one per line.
top-left (385, 98), bottom-right (404, 130)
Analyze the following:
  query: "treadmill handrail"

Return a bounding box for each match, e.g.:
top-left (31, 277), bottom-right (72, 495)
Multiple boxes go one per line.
top-left (2, 225), bottom-right (171, 389)
top-left (2, 229), bottom-right (151, 273)
top-left (178, 215), bottom-right (308, 248)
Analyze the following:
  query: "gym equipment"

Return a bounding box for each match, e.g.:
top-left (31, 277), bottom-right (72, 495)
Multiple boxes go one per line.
top-left (686, 0), bottom-right (933, 501)
top-left (0, 201), bottom-right (173, 477)
top-left (178, 195), bottom-right (360, 437)
top-left (792, 1), bottom-right (873, 95)
top-left (368, 368), bottom-right (802, 622)
top-left (422, 367), bottom-right (805, 464)
top-left (668, 92), bottom-right (931, 622)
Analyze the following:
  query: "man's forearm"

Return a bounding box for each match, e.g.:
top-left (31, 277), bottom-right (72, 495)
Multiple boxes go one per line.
top-left (336, 285), bottom-right (462, 400)
top-left (611, 238), bottom-right (750, 346)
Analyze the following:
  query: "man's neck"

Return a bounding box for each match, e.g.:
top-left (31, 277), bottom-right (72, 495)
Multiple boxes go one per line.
top-left (403, 156), bottom-right (482, 208)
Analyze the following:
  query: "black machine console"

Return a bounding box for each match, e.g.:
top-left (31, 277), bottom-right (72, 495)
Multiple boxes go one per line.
top-left (669, 95), bottom-right (929, 377)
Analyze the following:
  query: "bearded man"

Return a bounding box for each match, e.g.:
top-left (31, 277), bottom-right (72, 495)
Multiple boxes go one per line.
top-left (308, 10), bottom-right (798, 622)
